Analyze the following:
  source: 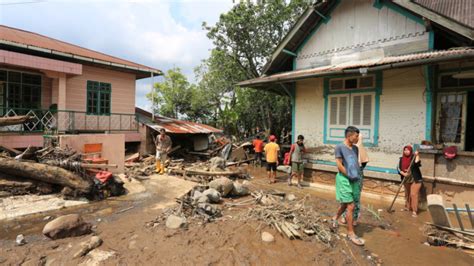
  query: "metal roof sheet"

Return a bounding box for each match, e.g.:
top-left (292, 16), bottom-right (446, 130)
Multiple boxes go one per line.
top-left (414, 0), bottom-right (474, 29)
top-left (0, 25), bottom-right (161, 74)
top-left (239, 48), bottom-right (474, 87)
top-left (135, 107), bottom-right (222, 134)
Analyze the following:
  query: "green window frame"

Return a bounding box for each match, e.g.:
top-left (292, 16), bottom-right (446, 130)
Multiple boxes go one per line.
top-left (87, 80), bottom-right (111, 115)
top-left (0, 69), bottom-right (42, 115)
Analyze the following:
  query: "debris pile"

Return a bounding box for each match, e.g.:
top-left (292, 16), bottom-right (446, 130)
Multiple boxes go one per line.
top-left (241, 191), bottom-right (335, 246)
top-left (423, 224), bottom-right (474, 250)
top-left (0, 146), bottom-right (125, 200)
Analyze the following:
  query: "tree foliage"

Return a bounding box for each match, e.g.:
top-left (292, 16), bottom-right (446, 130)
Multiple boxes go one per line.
top-left (149, 1), bottom-right (311, 137)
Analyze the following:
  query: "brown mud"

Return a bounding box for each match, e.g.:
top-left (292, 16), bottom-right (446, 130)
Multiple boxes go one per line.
top-left (0, 166), bottom-right (472, 265)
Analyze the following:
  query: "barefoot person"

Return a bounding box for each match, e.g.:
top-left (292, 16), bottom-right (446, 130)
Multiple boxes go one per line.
top-left (397, 145), bottom-right (422, 217)
top-left (331, 126), bottom-right (365, 246)
top-left (264, 135), bottom-right (280, 184)
top-left (289, 135), bottom-right (306, 188)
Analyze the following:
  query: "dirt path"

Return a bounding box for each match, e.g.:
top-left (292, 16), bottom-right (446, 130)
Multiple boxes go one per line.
top-left (0, 168), bottom-right (473, 265)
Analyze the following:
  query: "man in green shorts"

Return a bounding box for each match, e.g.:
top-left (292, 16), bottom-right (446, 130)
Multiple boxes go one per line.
top-left (289, 135), bottom-right (306, 188)
top-left (331, 126), bottom-right (365, 246)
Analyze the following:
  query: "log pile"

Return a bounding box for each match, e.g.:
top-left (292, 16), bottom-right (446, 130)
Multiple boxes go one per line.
top-left (241, 191), bottom-right (335, 246)
top-left (0, 146), bottom-right (125, 199)
top-left (0, 115), bottom-right (32, 127)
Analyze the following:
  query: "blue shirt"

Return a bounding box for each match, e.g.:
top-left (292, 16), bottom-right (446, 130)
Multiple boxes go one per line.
top-left (335, 143), bottom-right (360, 181)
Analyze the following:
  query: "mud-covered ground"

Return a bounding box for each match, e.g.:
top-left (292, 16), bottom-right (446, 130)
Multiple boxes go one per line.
top-left (0, 167), bottom-right (473, 265)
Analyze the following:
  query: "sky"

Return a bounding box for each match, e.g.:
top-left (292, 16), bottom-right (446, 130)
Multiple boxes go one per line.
top-left (0, 0), bottom-right (234, 110)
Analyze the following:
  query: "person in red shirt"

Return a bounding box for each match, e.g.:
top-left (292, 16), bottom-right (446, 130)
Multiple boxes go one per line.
top-left (252, 135), bottom-right (264, 167)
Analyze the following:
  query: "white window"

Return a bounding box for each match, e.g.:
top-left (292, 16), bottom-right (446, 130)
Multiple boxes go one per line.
top-left (326, 92), bottom-right (375, 143)
top-left (329, 75), bottom-right (375, 91)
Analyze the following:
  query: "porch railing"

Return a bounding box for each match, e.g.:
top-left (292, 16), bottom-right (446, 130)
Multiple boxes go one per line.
top-left (0, 108), bottom-right (139, 133)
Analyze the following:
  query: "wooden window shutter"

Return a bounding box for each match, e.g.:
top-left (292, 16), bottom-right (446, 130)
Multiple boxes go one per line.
top-left (339, 96), bottom-right (348, 125)
top-left (330, 97), bottom-right (338, 125)
top-left (363, 95), bottom-right (372, 126)
top-left (352, 95), bottom-right (362, 125)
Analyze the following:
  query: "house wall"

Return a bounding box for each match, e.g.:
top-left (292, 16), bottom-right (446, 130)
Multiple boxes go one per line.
top-left (295, 0), bottom-right (428, 70)
top-left (294, 66), bottom-right (427, 170)
top-left (65, 65), bottom-right (136, 114)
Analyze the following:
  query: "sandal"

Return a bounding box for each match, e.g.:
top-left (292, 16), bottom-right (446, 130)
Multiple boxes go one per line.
top-left (412, 212), bottom-right (418, 218)
top-left (339, 216), bottom-right (347, 225)
top-left (347, 234), bottom-right (365, 246)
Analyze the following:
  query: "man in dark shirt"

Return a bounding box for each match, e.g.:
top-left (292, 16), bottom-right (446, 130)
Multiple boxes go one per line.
top-left (331, 126), bottom-right (364, 246)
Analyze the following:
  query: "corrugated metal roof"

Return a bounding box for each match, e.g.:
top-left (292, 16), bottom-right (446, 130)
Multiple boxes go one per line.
top-left (239, 48), bottom-right (474, 87)
top-left (135, 107), bottom-right (222, 134)
top-left (0, 25), bottom-right (161, 74)
top-left (413, 0), bottom-right (474, 29)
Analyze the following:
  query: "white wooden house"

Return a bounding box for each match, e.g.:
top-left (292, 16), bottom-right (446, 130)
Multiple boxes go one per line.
top-left (239, 0), bottom-right (474, 204)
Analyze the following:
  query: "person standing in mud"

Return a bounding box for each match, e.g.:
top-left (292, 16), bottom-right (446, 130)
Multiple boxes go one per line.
top-left (331, 126), bottom-right (365, 246)
top-left (397, 145), bottom-right (422, 217)
top-left (264, 135), bottom-right (280, 184)
top-left (288, 135), bottom-right (306, 188)
top-left (155, 128), bottom-right (172, 175)
top-left (341, 134), bottom-right (369, 226)
top-left (252, 135), bottom-right (264, 167)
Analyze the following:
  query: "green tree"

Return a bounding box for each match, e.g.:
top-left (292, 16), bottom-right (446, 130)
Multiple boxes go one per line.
top-left (200, 0), bottom-right (311, 136)
top-left (146, 68), bottom-right (193, 119)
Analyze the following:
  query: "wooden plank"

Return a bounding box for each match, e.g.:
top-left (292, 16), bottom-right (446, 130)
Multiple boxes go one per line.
top-left (426, 223), bottom-right (474, 237)
top-left (0, 145), bottom-right (21, 155)
top-left (466, 204), bottom-right (474, 229)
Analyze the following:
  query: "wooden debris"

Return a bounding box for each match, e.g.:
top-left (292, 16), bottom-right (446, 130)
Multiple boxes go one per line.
top-left (0, 157), bottom-right (93, 193)
top-left (0, 115), bottom-right (32, 127)
top-left (0, 145), bottom-right (21, 156)
top-left (125, 153), bottom-right (140, 163)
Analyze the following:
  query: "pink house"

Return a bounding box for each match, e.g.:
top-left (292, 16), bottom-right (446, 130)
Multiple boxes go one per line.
top-left (0, 25), bottom-right (161, 148)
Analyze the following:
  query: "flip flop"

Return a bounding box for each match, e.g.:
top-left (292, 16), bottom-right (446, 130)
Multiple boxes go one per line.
top-left (347, 234), bottom-right (365, 246)
top-left (412, 212), bottom-right (418, 218)
top-left (339, 216), bottom-right (347, 225)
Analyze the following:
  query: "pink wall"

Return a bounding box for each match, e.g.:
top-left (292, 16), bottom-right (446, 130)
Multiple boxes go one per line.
top-left (0, 134), bottom-right (43, 149)
top-left (59, 134), bottom-right (125, 173)
top-left (65, 65), bottom-right (136, 114)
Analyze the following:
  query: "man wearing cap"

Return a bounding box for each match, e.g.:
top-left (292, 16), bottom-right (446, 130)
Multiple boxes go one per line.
top-left (264, 135), bottom-right (280, 184)
top-left (155, 128), bottom-right (172, 174)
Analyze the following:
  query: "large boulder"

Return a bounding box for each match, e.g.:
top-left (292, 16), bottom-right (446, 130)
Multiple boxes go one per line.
top-left (209, 157), bottom-right (225, 171)
top-left (202, 188), bottom-right (221, 203)
top-left (231, 182), bottom-right (250, 196)
top-left (42, 214), bottom-right (92, 240)
top-left (208, 177), bottom-right (234, 197)
top-left (165, 215), bottom-right (187, 229)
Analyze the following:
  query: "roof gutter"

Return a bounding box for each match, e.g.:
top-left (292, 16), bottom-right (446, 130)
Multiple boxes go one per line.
top-left (239, 52), bottom-right (474, 87)
top-left (0, 39), bottom-right (163, 77)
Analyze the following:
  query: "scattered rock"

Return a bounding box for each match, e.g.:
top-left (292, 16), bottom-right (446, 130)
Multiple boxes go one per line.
top-left (304, 229), bottom-right (315, 235)
top-left (16, 234), bottom-right (26, 246)
top-left (73, 236), bottom-right (103, 258)
top-left (202, 188), bottom-right (221, 203)
top-left (79, 249), bottom-right (116, 266)
top-left (208, 177), bottom-right (234, 197)
top-left (196, 203), bottom-right (221, 217)
top-left (192, 190), bottom-right (202, 201)
top-left (286, 194), bottom-right (296, 201)
top-left (231, 182), bottom-right (250, 196)
top-left (165, 215), bottom-right (187, 229)
top-left (42, 214), bottom-right (92, 240)
top-left (209, 157), bottom-right (225, 171)
top-left (128, 240), bottom-right (137, 250)
top-left (43, 216), bottom-right (53, 221)
top-left (261, 231), bottom-right (275, 242)
top-left (197, 195), bottom-right (210, 203)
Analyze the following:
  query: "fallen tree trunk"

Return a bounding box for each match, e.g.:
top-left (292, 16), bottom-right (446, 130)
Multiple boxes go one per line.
top-left (0, 158), bottom-right (92, 193)
top-left (0, 115), bottom-right (32, 127)
top-left (0, 173), bottom-right (53, 197)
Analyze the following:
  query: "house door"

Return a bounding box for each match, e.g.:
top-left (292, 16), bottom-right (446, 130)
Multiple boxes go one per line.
top-left (465, 92), bottom-right (474, 151)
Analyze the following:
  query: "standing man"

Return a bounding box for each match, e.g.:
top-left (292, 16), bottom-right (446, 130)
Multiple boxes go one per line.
top-left (264, 135), bottom-right (280, 184)
top-left (289, 135), bottom-right (306, 188)
top-left (341, 134), bottom-right (369, 226)
top-left (155, 128), bottom-right (172, 174)
top-left (252, 135), bottom-right (264, 167)
top-left (331, 126), bottom-right (365, 246)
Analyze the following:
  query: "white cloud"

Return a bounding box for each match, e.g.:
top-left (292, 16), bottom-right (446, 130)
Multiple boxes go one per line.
top-left (1, 0), bottom-right (233, 109)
